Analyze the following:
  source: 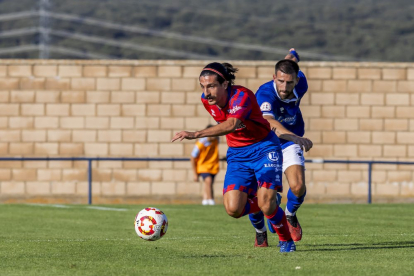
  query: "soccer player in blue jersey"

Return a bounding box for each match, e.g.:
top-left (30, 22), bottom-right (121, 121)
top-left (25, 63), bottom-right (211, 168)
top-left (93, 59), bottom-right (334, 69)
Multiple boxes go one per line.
top-left (172, 62), bottom-right (296, 252)
top-left (250, 49), bottom-right (313, 246)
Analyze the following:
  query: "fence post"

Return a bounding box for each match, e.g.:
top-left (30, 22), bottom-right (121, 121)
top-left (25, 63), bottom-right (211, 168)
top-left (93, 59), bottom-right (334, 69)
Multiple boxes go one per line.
top-left (368, 162), bottom-right (372, 204)
top-left (88, 159), bottom-right (92, 205)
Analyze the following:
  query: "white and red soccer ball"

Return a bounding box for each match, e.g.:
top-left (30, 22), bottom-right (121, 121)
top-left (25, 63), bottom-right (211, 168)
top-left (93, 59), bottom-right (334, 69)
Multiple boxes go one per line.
top-left (134, 207), bottom-right (168, 241)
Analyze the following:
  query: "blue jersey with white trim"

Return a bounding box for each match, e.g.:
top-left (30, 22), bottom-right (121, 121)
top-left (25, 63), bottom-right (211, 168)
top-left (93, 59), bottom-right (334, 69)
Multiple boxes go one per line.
top-left (255, 70), bottom-right (308, 149)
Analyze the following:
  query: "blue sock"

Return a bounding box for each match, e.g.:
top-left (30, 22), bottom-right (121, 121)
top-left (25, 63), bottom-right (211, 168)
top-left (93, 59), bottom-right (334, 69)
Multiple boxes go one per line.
top-left (249, 212), bottom-right (265, 232)
top-left (286, 188), bottom-right (306, 214)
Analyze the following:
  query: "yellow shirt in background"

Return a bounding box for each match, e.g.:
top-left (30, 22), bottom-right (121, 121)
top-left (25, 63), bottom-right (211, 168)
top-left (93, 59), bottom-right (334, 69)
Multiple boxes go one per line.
top-left (191, 137), bottom-right (219, 175)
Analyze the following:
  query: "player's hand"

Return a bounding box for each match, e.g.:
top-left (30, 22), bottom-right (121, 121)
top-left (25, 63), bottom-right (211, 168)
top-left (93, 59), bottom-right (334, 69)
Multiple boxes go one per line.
top-left (284, 48), bottom-right (300, 63)
top-left (171, 131), bottom-right (197, 142)
top-left (193, 174), bottom-right (199, 182)
top-left (292, 136), bottom-right (313, 152)
top-left (278, 133), bottom-right (312, 151)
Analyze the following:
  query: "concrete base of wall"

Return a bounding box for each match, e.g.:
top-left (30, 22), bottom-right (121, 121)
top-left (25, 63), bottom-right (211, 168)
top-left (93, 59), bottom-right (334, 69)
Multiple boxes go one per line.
top-left (1, 195), bottom-right (413, 204)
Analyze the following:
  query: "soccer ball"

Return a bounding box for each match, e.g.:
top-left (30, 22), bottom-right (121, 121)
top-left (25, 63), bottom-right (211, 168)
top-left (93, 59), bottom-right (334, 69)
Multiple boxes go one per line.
top-left (134, 207), bottom-right (168, 241)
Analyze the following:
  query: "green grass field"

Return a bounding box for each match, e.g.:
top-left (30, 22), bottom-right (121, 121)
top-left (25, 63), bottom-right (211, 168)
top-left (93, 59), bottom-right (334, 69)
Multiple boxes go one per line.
top-left (1, 204), bottom-right (413, 275)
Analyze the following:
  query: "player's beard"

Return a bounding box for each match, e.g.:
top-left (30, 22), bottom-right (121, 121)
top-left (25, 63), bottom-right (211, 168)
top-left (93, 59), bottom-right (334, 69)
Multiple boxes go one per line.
top-left (278, 90), bottom-right (293, 100)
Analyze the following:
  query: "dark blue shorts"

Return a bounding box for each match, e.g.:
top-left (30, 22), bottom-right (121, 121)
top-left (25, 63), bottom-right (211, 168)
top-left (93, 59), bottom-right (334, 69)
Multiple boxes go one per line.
top-left (223, 132), bottom-right (283, 196)
top-left (199, 173), bottom-right (216, 181)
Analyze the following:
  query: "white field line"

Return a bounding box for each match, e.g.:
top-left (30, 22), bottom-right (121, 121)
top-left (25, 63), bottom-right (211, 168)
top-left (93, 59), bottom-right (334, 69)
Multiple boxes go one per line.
top-left (26, 203), bottom-right (70, 208)
top-left (3, 238), bottom-right (133, 243)
top-left (86, 206), bottom-right (128, 211)
top-left (25, 204), bottom-right (128, 211)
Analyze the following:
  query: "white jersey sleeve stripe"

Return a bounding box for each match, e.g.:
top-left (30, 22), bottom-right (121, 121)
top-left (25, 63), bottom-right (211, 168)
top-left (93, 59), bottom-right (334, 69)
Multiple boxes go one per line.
top-left (199, 137), bottom-right (211, 147)
top-left (191, 146), bottom-right (200, 158)
top-left (262, 112), bottom-right (275, 118)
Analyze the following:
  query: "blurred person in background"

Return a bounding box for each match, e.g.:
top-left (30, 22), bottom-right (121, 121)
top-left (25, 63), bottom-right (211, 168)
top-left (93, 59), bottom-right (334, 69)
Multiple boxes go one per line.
top-left (190, 124), bottom-right (220, 205)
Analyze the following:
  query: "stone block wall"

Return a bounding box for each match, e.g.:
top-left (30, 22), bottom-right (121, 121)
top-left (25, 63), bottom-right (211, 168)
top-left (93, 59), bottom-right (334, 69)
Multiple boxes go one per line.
top-left (0, 60), bottom-right (413, 204)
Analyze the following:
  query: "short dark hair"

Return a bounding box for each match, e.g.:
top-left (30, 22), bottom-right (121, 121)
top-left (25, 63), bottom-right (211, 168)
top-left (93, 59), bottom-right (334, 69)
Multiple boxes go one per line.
top-left (200, 62), bottom-right (238, 85)
top-left (275, 59), bottom-right (299, 76)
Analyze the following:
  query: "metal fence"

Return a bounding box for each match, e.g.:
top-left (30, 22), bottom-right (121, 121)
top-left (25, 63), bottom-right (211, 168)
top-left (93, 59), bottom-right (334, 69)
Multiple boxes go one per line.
top-left (1, 157), bottom-right (414, 204)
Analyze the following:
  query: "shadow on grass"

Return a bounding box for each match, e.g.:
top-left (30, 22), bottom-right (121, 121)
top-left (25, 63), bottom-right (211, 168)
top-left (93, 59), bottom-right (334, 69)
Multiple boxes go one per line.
top-left (300, 241), bottom-right (414, 252)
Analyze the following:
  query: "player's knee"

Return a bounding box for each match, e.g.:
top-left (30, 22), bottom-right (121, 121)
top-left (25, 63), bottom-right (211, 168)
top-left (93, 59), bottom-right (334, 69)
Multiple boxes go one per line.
top-left (225, 208), bottom-right (242, 218)
top-left (224, 204), bottom-right (243, 218)
top-left (290, 182), bottom-right (306, 197)
top-left (258, 199), bottom-right (276, 217)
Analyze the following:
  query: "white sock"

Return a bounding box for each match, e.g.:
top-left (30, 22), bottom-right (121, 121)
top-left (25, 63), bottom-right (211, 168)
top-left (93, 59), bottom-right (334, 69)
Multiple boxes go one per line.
top-left (285, 207), bottom-right (295, 216)
top-left (202, 199), bottom-right (208, 205)
top-left (255, 225), bottom-right (267, 233)
top-left (207, 199), bottom-right (215, 205)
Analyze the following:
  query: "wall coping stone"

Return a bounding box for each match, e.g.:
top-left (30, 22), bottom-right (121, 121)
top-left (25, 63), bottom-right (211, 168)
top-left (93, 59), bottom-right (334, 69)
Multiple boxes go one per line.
top-left (0, 60), bottom-right (413, 68)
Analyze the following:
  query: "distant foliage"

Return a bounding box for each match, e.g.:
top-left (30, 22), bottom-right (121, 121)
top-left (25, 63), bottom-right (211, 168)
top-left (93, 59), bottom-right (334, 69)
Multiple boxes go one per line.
top-left (0, 0), bottom-right (412, 61)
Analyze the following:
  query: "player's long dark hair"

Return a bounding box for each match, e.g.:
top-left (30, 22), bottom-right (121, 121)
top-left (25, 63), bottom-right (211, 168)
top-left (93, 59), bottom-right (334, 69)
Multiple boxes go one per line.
top-left (199, 62), bottom-right (238, 85)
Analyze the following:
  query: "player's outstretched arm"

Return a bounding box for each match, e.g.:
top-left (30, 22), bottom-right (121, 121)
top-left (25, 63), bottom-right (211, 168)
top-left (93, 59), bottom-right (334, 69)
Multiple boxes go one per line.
top-left (171, 131), bottom-right (197, 142)
top-left (264, 115), bottom-right (295, 137)
top-left (171, 117), bottom-right (240, 142)
top-left (264, 115), bottom-right (313, 152)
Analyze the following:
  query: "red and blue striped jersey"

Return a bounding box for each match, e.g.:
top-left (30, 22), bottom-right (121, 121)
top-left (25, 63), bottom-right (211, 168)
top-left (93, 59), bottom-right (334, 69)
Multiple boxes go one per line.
top-left (201, 85), bottom-right (270, 148)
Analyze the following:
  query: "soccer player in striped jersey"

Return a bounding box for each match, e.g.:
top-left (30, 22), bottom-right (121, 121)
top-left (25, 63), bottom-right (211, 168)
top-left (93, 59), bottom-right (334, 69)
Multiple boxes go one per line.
top-left (250, 49), bottom-right (313, 245)
top-left (191, 126), bottom-right (219, 205)
top-left (172, 62), bottom-right (295, 252)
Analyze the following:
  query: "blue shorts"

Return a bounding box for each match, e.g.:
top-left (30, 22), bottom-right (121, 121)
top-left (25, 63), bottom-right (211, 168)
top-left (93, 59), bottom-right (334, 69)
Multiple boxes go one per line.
top-left (199, 173), bottom-right (216, 181)
top-left (223, 132), bottom-right (283, 196)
